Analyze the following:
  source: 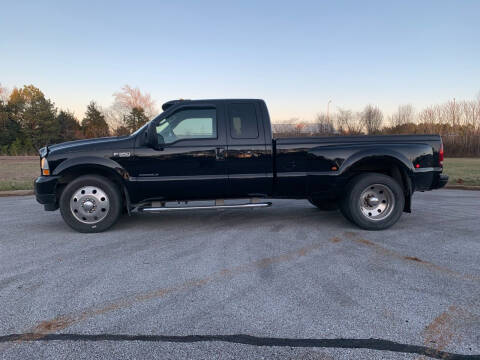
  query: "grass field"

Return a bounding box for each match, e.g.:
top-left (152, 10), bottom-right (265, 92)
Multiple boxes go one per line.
top-left (0, 156), bottom-right (479, 192)
top-left (0, 156), bottom-right (39, 191)
top-left (443, 158), bottom-right (480, 186)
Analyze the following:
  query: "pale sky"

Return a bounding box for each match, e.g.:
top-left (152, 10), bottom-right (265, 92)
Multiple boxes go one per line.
top-left (1, 0), bottom-right (479, 122)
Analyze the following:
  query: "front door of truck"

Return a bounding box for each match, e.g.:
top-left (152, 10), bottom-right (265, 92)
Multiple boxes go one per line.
top-left (225, 101), bottom-right (271, 197)
top-left (132, 104), bottom-right (228, 201)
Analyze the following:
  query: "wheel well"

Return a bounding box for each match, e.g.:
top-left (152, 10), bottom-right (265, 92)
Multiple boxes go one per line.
top-left (344, 157), bottom-right (412, 212)
top-left (56, 165), bottom-right (128, 210)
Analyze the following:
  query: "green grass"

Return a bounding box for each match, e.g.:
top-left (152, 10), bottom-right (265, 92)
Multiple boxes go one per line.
top-left (0, 156), bottom-right (38, 191)
top-left (0, 156), bottom-right (479, 192)
top-left (0, 180), bottom-right (35, 191)
top-left (443, 158), bottom-right (480, 187)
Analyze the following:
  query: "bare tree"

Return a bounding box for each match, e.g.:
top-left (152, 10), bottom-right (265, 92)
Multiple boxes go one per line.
top-left (335, 108), bottom-right (363, 135)
top-left (476, 96), bottom-right (480, 132)
top-left (444, 99), bottom-right (461, 127)
top-left (459, 100), bottom-right (477, 128)
top-left (108, 85), bottom-right (157, 131)
top-left (314, 112), bottom-right (335, 134)
top-left (361, 105), bottom-right (383, 134)
top-left (113, 85), bottom-right (156, 118)
top-left (0, 83), bottom-right (9, 103)
top-left (417, 107), bottom-right (435, 133)
top-left (390, 104), bottom-right (415, 127)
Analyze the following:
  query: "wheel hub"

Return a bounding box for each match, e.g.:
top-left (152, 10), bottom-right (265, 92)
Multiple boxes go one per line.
top-left (70, 186), bottom-right (110, 224)
top-left (359, 184), bottom-right (395, 221)
top-left (366, 195), bottom-right (379, 207)
top-left (82, 199), bottom-right (96, 212)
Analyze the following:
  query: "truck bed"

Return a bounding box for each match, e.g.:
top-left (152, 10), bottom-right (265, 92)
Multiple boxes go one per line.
top-left (273, 134), bottom-right (444, 198)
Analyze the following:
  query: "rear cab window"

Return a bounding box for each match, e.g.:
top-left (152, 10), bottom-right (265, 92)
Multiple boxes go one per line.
top-left (228, 103), bottom-right (259, 139)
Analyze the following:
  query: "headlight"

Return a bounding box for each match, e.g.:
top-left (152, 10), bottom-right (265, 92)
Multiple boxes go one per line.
top-left (41, 157), bottom-right (50, 176)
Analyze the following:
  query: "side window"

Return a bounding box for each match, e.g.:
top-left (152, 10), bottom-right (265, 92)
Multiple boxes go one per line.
top-left (156, 108), bottom-right (217, 144)
top-left (229, 103), bottom-right (259, 139)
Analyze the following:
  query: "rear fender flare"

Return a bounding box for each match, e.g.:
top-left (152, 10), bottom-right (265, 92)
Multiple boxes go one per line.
top-left (338, 148), bottom-right (415, 176)
top-left (339, 149), bottom-right (414, 212)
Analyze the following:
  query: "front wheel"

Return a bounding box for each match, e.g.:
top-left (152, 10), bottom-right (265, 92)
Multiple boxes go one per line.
top-left (340, 173), bottom-right (404, 230)
top-left (59, 175), bottom-right (122, 233)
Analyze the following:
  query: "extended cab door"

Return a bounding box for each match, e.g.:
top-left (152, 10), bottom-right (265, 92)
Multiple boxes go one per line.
top-left (132, 103), bottom-right (227, 201)
top-left (225, 101), bottom-right (272, 197)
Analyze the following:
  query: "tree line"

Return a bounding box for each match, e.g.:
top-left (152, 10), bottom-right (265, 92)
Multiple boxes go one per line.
top-left (274, 99), bottom-right (480, 157)
top-left (1, 83), bottom-right (479, 156)
top-left (0, 84), bottom-right (154, 155)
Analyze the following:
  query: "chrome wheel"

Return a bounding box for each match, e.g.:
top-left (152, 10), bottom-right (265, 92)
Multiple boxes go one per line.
top-left (359, 183), bottom-right (395, 221)
top-left (69, 186), bottom-right (110, 224)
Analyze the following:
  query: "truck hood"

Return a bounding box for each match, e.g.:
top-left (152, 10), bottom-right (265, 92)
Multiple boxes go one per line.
top-left (43, 136), bottom-right (132, 156)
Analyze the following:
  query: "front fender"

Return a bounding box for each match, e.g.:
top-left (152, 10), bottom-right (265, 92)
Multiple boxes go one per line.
top-left (52, 156), bottom-right (129, 179)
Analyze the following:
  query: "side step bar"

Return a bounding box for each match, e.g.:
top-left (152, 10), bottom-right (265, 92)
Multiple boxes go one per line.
top-left (137, 199), bottom-right (272, 213)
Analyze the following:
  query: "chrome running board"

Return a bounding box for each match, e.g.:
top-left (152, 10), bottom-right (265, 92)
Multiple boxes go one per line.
top-left (137, 199), bottom-right (272, 213)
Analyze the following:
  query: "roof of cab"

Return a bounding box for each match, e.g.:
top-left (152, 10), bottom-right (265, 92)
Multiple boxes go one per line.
top-left (161, 99), bottom-right (264, 111)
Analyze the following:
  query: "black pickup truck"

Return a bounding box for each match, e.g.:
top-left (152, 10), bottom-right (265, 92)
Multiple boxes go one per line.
top-left (35, 99), bottom-right (448, 233)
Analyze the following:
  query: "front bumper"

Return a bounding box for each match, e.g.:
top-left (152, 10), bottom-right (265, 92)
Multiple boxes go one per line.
top-left (432, 174), bottom-right (449, 189)
top-left (34, 176), bottom-right (60, 210)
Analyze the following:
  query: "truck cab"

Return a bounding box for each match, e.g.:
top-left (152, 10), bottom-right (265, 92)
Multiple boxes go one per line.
top-left (131, 99), bottom-right (274, 202)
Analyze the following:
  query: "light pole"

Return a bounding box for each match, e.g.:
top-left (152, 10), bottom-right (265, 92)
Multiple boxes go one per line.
top-left (453, 97), bottom-right (456, 126)
top-left (327, 100), bottom-right (332, 122)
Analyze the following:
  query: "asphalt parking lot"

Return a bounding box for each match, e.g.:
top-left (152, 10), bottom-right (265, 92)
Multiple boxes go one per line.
top-left (0, 189), bottom-right (479, 359)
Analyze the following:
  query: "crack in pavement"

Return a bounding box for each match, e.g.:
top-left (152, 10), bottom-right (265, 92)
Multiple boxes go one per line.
top-left (0, 333), bottom-right (478, 359)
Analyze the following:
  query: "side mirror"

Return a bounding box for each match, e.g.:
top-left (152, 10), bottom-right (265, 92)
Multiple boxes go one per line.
top-left (146, 121), bottom-right (164, 150)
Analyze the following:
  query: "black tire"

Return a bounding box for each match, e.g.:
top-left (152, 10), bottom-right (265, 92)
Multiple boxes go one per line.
top-left (340, 173), bottom-right (404, 230)
top-left (59, 175), bottom-right (122, 233)
top-left (308, 198), bottom-right (338, 211)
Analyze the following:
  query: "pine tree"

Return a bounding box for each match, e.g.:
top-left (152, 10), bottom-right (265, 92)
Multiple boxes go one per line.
top-left (57, 110), bottom-right (81, 142)
top-left (81, 102), bottom-right (110, 138)
top-left (123, 107), bottom-right (149, 133)
top-left (0, 100), bottom-right (22, 149)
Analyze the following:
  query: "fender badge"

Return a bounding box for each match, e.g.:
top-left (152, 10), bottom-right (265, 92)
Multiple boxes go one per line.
top-left (113, 152), bottom-right (131, 157)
